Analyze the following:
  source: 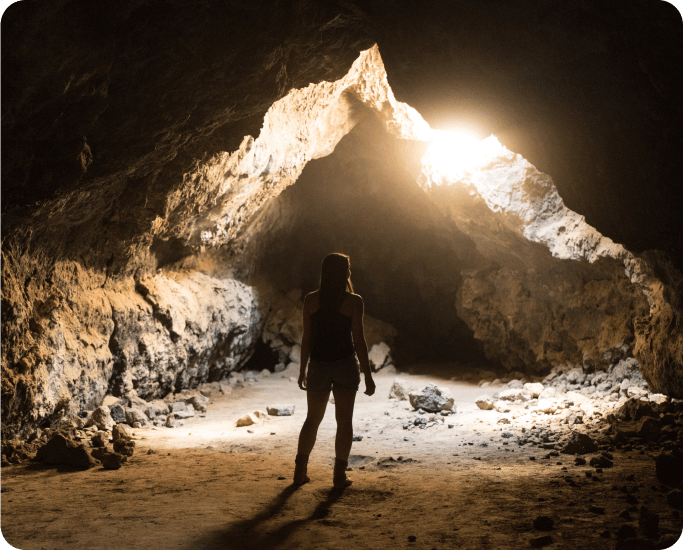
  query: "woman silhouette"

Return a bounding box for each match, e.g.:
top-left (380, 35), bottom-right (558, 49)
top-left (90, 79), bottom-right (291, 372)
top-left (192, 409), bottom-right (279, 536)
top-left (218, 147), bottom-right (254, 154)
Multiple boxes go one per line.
top-left (294, 253), bottom-right (376, 488)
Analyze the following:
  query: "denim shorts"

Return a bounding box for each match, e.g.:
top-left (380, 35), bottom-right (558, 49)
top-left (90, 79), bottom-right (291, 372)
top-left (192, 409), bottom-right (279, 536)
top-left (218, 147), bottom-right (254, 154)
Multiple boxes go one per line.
top-left (307, 354), bottom-right (361, 393)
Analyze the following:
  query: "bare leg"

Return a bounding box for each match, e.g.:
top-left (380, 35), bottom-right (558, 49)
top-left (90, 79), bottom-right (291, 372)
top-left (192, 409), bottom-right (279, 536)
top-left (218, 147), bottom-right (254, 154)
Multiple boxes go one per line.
top-left (332, 388), bottom-right (357, 461)
top-left (297, 390), bottom-right (330, 456)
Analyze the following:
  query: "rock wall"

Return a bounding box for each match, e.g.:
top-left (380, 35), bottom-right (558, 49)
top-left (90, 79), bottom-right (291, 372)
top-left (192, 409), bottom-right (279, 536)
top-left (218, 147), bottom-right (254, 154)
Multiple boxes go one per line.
top-left (1, 250), bottom-right (262, 438)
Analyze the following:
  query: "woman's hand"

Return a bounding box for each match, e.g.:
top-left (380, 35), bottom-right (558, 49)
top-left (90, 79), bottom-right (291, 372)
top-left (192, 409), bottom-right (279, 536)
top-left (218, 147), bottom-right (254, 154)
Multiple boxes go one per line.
top-left (298, 370), bottom-right (307, 391)
top-left (364, 376), bottom-right (376, 396)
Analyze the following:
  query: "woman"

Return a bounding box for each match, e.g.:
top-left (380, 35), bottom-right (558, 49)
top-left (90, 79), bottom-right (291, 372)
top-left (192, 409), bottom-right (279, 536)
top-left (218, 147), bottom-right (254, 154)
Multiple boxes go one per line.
top-left (294, 253), bottom-right (376, 488)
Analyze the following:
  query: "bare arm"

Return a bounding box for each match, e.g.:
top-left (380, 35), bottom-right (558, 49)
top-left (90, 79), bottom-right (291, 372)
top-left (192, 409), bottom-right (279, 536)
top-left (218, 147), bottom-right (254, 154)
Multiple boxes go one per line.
top-left (298, 294), bottom-right (313, 390)
top-left (351, 295), bottom-right (375, 396)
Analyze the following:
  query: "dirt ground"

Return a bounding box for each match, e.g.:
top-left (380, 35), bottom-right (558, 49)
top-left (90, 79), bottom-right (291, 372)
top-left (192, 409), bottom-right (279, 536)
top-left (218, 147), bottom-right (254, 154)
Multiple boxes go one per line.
top-left (2, 370), bottom-right (682, 550)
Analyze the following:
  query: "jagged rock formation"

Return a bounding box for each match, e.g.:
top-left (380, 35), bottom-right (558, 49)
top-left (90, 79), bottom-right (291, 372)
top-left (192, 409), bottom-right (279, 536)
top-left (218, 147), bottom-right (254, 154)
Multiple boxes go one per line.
top-left (2, 0), bottom-right (682, 436)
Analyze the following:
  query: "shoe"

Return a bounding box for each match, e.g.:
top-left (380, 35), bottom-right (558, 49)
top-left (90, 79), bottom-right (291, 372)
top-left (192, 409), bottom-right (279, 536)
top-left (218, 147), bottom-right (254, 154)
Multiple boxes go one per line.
top-left (333, 458), bottom-right (352, 489)
top-left (293, 454), bottom-right (310, 485)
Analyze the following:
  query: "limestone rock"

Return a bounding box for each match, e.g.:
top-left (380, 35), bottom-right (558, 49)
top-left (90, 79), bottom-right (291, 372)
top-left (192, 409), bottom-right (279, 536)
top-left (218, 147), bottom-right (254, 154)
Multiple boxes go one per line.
top-left (475, 396), bottom-right (495, 410)
top-left (408, 384), bottom-right (454, 412)
top-left (267, 405), bottom-right (295, 416)
top-left (112, 424), bottom-right (132, 443)
top-left (35, 434), bottom-right (98, 470)
top-left (88, 406), bottom-right (114, 431)
top-left (524, 383), bottom-right (544, 398)
top-left (124, 408), bottom-right (148, 427)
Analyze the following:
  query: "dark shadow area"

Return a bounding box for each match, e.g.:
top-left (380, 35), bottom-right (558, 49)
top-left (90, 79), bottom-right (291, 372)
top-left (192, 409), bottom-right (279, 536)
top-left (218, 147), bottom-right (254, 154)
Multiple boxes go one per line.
top-left (191, 485), bottom-right (346, 550)
top-left (241, 107), bottom-right (496, 368)
top-left (241, 339), bottom-right (280, 373)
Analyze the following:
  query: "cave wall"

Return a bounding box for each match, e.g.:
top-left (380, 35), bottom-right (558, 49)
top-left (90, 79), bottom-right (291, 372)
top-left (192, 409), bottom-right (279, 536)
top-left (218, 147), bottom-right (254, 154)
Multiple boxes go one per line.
top-left (2, 0), bottom-right (682, 436)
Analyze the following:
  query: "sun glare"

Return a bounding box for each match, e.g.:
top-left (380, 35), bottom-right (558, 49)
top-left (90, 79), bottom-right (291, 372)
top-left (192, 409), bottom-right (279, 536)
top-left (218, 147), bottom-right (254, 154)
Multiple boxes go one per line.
top-left (422, 130), bottom-right (504, 183)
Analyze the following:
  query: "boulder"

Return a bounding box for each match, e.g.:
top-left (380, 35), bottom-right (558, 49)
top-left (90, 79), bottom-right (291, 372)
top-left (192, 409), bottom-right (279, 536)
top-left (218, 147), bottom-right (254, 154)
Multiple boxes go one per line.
top-left (408, 384), bottom-right (454, 412)
top-left (560, 432), bottom-right (598, 455)
top-left (35, 434), bottom-right (98, 470)
top-left (266, 405), bottom-right (295, 416)
top-left (145, 400), bottom-right (170, 418)
top-left (173, 410), bottom-right (195, 419)
top-left (88, 406), bottom-right (114, 431)
top-left (124, 408), bottom-right (148, 426)
top-left (113, 439), bottom-right (135, 457)
top-left (170, 401), bottom-right (187, 412)
top-left (112, 423), bottom-right (132, 443)
top-left (109, 404), bottom-right (126, 423)
top-left (524, 383), bottom-right (544, 398)
top-left (648, 393), bottom-right (668, 405)
top-left (388, 379), bottom-right (414, 401)
top-left (475, 396), bottom-right (495, 410)
top-left (181, 394), bottom-right (209, 413)
top-left (91, 447), bottom-right (124, 470)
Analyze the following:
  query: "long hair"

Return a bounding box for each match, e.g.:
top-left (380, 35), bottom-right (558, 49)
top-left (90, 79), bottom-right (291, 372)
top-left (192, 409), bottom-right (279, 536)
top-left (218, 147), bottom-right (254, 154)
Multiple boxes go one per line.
top-left (318, 253), bottom-right (353, 309)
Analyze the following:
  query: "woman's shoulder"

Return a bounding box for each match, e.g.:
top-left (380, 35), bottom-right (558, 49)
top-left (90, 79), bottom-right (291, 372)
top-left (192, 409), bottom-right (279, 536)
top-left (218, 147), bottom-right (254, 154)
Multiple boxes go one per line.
top-left (303, 291), bottom-right (319, 310)
top-left (345, 292), bottom-right (363, 308)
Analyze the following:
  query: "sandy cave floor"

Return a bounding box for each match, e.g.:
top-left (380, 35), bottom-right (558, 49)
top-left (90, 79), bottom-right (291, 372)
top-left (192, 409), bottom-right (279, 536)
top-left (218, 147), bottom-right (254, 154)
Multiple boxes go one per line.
top-left (2, 370), bottom-right (682, 550)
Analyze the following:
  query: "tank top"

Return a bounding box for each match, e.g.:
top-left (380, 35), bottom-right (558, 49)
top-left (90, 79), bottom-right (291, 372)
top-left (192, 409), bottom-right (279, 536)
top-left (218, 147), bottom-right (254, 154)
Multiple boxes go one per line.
top-left (309, 305), bottom-right (354, 361)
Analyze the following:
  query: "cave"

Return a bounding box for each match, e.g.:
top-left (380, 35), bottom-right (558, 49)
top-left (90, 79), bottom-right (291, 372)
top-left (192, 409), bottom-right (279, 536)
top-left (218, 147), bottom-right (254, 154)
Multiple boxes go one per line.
top-left (2, 1), bottom-right (683, 548)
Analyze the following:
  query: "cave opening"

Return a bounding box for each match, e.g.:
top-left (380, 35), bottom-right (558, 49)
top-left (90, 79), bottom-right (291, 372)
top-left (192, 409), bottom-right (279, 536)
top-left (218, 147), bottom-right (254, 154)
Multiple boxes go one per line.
top-left (241, 100), bottom-right (495, 373)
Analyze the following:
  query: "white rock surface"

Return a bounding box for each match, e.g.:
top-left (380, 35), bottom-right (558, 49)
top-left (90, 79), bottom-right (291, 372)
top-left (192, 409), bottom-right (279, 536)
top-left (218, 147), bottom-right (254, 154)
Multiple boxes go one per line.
top-left (523, 383), bottom-right (544, 398)
top-left (369, 342), bottom-right (391, 371)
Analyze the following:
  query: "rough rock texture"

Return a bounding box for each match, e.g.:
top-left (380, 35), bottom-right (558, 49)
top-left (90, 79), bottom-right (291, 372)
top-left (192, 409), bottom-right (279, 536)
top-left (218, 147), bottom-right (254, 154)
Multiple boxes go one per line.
top-left (2, 1), bottom-right (682, 435)
top-left (35, 434), bottom-right (98, 470)
top-left (408, 384), bottom-right (454, 413)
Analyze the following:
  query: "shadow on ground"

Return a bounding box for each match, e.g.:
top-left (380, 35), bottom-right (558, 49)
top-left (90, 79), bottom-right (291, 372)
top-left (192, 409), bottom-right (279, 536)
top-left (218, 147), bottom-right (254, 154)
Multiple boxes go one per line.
top-left (191, 484), bottom-right (346, 550)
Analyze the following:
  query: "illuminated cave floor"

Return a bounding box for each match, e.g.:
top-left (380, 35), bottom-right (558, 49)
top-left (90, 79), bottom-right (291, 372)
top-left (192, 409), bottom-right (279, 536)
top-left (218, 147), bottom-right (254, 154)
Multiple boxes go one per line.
top-left (3, 371), bottom-right (682, 550)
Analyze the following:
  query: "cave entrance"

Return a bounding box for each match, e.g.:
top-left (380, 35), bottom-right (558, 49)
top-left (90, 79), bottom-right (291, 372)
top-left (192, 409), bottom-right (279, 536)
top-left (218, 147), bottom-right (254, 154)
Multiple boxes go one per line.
top-left (242, 102), bottom-right (496, 374)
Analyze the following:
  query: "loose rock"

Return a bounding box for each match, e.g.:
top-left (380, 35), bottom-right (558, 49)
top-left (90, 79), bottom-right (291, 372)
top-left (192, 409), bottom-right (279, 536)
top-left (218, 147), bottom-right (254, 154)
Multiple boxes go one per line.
top-left (475, 396), bottom-right (495, 410)
top-left (408, 384), bottom-right (454, 413)
top-left (35, 434), bottom-right (98, 470)
top-left (560, 432), bottom-right (598, 455)
top-left (266, 405), bottom-right (295, 416)
top-left (88, 406), bottom-right (114, 431)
